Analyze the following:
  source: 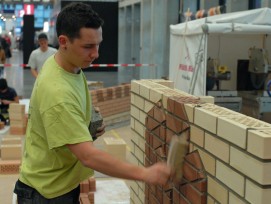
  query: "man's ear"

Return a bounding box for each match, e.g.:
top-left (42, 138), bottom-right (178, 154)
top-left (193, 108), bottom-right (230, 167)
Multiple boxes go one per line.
top-left (58, 35), bottom-right (68, 49)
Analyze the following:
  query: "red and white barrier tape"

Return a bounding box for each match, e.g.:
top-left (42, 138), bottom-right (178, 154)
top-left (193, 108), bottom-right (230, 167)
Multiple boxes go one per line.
top-left (0, 64), bottom-right (28, 67)
top-left (90, 64), bottom-right (156, 67)
top-left (0, 63), bottom-right (157, 68)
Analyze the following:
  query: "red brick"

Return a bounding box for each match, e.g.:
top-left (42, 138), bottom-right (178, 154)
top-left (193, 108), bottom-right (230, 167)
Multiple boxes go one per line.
top-left (124, 84), bottom-right (130, 96)
top-left (96, 90), bottom-right (104, 102)
top-left (146, 117), bottom-right (160, 131)
top-left (183, 160), bottom-right (205, 182)
top-left (191, 179), bottom-right (207, 192)
top-left (148, 107), bottom-right (154, 117)
top-left (80, 180), bottom-right (89, 193)
top-left (185, 150), bottom-right (205, 170)
top-left (145, 142), bottom-right (150, 156)
top-left (152, 135), bottom-right (162, 149)
top-left (0, 159), bottom-right (21, 174)
top-left (173, 188), bottom-right (180, 204)
top-left (185, 184), bottom-right (207, 204)
top-left (163, 191), bottom-right (172, 204)
top-left (174, 100), bottom-right (188, 121)
top-left (167, 98), bottom-right (175, 113)
top-left (10, 126), bottom-right (26, 135)
top-left (149, 149), bottom-right (157, 163)
top-left (106, 88), bottom-right (113, 100)
top-left (166, 128), bottom-right (175, 144)
top-left (115, 86), bottom-right (122, 98)
top-left (180, 193), bottom-right (190, 204)
top-left (149, 184), bottom-right (156, 194)
top-left (149, 192), bottom-right (159, 204)
top-left (145, 184), bottom-right (150, 199)
top-left (145, 130), bottom-right (153, 146)
top-left (88, 177), bottom-right (96, 192)
top-left (156, 186), bottom-right (163, 202)
top-left (153, 106), bottom-right (166, 123)
top-left (88, 192), bottom-right (94, 204)
top-left (80, 193), bottom-right (90, 204)
top-left (166, 114), bottom-right (190, 134)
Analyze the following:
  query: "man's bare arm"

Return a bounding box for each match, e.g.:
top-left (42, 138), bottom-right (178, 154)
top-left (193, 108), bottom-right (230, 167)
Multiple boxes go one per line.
top-left (67, 141), bottom-right (171, 185)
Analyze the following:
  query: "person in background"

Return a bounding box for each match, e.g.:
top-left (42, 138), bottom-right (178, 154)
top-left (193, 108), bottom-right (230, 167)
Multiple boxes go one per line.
top-left (14, 2), bottom-right (172, 203)
top-left (0, 78), bottom-right (19, 123)
top-left (0, 45), bottom-right (6, 77)
top-left (0, 35), bottom-right (10, 62)
top-left (4, 34), bottom-right (11, 47)
top-left (28, 33), bottom-right (57, 78)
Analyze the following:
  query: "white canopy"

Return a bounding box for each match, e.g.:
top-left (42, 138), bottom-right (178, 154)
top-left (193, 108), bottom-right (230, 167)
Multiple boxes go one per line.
top-left (169, 7), bottom-right (271, 96)
top-left (170, 7), bottom-right (271, 35)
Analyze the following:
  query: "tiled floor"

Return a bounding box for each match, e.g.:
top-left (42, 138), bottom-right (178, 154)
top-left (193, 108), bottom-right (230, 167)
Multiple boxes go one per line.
top-left (0, 49), bottom-right (134, 203)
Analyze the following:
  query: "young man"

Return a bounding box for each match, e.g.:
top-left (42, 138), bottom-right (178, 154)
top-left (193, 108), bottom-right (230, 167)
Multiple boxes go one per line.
top-left (14, 2), bottom-right (171, 203)
top-left (28, 33), bottom-right (57, 78)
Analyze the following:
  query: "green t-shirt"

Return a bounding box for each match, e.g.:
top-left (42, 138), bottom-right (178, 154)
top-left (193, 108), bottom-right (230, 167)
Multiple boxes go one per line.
top-left (19, 55), bottom-right (94, 198)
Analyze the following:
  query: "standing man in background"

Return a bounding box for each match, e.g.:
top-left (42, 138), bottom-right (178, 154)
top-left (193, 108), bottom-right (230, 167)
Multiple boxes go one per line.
top-left (28, 33), bottom-right (57, 78)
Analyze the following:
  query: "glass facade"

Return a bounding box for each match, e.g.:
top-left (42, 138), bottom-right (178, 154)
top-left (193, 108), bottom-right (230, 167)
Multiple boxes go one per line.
top-left (0, 2), bottom-right (52, 34)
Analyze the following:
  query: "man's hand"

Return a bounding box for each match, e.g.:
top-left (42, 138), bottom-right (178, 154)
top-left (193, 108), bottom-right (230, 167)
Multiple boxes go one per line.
top-left (1, 99), bottom-right (10, 105)
top-left (95, 122), bottom-right (105, 138)
top-left (142, 162), bottom-right (172, 186)
top-left (93, 106), bottom-right (105, 137)
top-left (90, 106), bottom-right (105, 140)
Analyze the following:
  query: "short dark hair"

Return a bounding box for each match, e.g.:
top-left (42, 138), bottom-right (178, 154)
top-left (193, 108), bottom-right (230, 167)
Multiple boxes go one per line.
top-left (56, 2), bottom-right (104, 41)
top-left (0, 78), bottom-right (8, 91)
top-left (38, 33), bottom-right (48, 40)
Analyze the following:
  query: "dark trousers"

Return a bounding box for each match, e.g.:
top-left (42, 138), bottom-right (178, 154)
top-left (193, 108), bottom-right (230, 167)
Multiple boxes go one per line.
top-left (0, 66), bottom-right (3, 76)
top-left (14, 180), bottom-right (80, 204)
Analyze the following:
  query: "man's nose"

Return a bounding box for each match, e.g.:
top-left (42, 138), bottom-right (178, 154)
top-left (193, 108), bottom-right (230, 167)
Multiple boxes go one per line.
top-left (90, 46), bottom-right (99, 59)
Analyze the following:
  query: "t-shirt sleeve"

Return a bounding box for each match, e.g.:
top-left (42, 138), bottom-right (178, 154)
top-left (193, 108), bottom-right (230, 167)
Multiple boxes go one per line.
top-left (28, 51), bottom-right (36, 69)
top-left (42, 102), bottom-right (92, 149)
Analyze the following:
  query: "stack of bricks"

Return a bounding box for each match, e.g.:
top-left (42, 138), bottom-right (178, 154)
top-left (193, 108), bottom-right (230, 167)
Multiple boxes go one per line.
top-left (9, 103), bottom-right (27, 135)
top-left (130, 79), bottom-right (271, 204)
top-left (0, 136), bottom-right (22, 174)
top-left (90, 84), bottom-right (131, 125)
top-left (79, 177), bottom-right (96, 204)
top-left (0, 103), bottom-right (26, 174)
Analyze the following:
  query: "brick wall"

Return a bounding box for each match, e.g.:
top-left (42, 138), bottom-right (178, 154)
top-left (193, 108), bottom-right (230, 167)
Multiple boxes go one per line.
top-left (130, 79), bottom-right (271, 204)
top-left (90, 84), bottom-right (131, 125)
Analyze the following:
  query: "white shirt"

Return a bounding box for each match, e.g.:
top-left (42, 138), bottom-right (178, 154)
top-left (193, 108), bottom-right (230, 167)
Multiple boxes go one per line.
top-left (28, 47), bottom-right (57, 72)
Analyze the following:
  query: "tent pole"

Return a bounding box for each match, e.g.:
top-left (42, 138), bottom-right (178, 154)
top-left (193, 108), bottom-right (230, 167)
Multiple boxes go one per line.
top-left (189, 33), bottom-right (205, 95)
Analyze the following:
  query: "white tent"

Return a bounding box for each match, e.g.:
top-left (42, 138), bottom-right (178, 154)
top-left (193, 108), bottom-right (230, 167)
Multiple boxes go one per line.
top-left (169, 7), bottom-right (271, 96)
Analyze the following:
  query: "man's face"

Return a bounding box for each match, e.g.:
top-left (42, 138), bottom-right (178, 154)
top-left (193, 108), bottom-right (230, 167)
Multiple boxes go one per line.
top-left (38, 38), bottom-right (48, 51)
top-left (65, 27), bottom-right (103, 69)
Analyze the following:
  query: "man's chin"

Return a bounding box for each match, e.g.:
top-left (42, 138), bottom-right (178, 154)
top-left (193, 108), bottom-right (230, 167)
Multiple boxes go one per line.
top-left (81, 63), bottom-right (91, 69)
